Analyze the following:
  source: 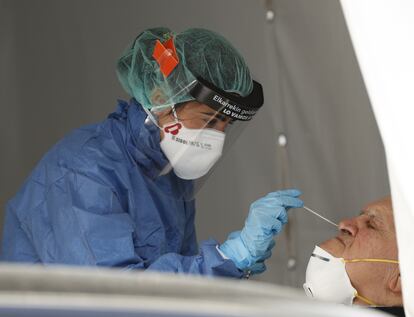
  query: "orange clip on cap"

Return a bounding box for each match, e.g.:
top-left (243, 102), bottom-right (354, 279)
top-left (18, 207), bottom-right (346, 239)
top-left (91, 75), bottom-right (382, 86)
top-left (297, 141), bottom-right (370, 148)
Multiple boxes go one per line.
top-left (152, 38), bottom-right (179, 77)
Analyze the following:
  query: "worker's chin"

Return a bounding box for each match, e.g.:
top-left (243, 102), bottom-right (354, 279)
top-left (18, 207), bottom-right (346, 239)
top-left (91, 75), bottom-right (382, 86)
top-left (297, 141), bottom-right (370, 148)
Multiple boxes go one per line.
top-left (318, 238), bottom-right (344, 258)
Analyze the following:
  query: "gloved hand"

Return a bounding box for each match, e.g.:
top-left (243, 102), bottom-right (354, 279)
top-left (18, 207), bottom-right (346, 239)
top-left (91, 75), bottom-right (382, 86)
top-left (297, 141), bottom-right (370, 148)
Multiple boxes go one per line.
top-left (219, 189), bottom-right (303, 274)
top-left (222, 230), bottom-right (276, 275)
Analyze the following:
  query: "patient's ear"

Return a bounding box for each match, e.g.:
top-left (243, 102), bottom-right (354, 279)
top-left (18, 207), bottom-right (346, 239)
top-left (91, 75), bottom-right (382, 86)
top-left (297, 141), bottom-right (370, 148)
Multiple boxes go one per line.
top-left (388, 270), bottom-right (401, 294)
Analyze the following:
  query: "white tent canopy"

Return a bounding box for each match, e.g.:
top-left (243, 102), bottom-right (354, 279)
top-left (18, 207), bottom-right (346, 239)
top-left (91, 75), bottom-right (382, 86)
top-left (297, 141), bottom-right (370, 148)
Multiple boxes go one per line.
top-left (341, 1), bottom-right (414, 316)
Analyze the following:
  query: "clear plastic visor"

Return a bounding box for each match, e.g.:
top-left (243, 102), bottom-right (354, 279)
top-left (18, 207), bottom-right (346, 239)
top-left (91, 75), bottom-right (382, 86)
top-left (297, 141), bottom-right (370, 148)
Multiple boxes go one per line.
top-left (142, 87), bottom-right (248, 201)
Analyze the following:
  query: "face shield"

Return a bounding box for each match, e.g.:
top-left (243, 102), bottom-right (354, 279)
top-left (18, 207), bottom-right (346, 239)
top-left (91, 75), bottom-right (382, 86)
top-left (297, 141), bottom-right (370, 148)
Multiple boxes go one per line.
top-left (116, 28), bottom-right (264, 201)
top-left (143, 76), bottom-right (264, 201)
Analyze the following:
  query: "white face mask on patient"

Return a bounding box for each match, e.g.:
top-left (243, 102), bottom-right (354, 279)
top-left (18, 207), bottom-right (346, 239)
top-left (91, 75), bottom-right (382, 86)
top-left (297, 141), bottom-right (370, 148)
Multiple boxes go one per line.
top-left (303, 245), bottom-right (399, 306)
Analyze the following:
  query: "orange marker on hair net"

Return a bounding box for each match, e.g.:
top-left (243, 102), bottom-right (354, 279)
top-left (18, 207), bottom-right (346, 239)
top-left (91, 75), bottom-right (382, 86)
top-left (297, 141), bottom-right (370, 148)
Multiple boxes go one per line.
top-left (152, 38), bottom-right (179, 77)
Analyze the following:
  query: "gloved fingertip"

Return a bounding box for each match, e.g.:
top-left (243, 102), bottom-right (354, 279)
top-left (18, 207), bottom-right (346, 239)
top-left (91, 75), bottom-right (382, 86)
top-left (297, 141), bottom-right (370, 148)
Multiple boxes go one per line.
top-left (280, 213), bottom-right (289, 224)
top-left (260, 250), bottom-right (272, 262)
top-left (294, 199), bottom-right (305, 208)
top-left (249, 262), bottom-right (266, 275)
top-left (285, 188), bottom-right (303, 197)
top-left (282, 197), bottom-right (304, 209)
top-left (268, 188), bottom-right (302, 198)
top-left (271, 220), bottom-right (283, 234)
top-left (261, 251), bottom-right (272, 261)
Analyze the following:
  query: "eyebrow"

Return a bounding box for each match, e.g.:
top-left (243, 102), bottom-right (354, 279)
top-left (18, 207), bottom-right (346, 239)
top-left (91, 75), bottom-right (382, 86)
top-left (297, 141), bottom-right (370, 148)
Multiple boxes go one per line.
top-left (200, 111), bottom-right (230, 122)
top-left (359, 209), bottom-right (386, 228)
top-left (359, 209), bottom-right (376, 218)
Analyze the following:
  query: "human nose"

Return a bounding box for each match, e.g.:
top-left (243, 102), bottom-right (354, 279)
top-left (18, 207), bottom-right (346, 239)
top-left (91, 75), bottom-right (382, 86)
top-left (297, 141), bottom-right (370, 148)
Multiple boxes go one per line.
top-left (338, 217), bottom-right (358, 237)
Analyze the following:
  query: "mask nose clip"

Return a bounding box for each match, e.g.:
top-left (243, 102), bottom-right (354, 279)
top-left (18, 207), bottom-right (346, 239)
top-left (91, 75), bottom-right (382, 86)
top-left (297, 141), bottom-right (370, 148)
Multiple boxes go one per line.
top-left (303, 284), bottom-right (314, 298)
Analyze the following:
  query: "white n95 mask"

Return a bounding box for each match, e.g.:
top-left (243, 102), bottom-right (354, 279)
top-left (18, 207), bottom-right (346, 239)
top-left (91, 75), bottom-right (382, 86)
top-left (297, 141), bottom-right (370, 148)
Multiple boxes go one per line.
top-left (160, 123), bottom-right (225, 180)
top-left (303, 245), bottom-right (402, 306)
top-left (303, 246), bottom-right (359, 305)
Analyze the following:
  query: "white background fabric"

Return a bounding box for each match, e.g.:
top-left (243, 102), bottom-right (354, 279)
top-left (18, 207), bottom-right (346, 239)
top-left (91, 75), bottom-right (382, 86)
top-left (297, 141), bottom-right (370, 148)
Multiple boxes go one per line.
top-left (341, 1), bottom-right (414, 314)
top-left (0, 0), bottom-right (389, 288)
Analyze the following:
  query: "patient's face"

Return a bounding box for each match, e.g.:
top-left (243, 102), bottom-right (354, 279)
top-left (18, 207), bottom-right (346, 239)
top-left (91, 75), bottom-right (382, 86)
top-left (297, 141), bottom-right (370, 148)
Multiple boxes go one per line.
top-left (319, 197), bottom-right (399, 304)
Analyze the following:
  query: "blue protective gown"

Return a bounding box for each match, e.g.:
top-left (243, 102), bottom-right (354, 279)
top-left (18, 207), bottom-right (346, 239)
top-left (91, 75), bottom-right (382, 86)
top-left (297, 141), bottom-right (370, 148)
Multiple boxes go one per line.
top-left (1, 99), bottom-right (242, 278)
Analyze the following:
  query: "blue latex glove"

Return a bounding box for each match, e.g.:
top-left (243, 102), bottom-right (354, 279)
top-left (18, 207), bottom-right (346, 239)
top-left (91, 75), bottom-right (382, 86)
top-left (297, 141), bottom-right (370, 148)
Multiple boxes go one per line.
top-left (222, 230), bottom-right (275, 275)
top-left (219, 189), bottom-right (303, 273)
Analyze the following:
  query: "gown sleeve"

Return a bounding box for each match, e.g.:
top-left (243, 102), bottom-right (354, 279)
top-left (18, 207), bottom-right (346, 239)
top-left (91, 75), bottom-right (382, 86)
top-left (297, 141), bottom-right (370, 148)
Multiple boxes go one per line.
top-left (17, 170), bottom-right (242, 278)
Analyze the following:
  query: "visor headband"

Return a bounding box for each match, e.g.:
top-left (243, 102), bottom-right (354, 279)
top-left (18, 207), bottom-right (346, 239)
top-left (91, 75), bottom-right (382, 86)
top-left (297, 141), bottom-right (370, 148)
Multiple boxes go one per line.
top-left (189, 77), bottom-right (264, 121)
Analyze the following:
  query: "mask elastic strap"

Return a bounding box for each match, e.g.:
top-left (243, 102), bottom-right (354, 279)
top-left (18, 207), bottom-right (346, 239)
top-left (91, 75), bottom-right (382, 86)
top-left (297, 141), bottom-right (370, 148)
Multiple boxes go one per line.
top-left (344, 259), bottom-right (399, 264)
top-left (171, 104), bottom-right (180, 122)
top-left (354, 292), bottom-right (377, 306)
top-left (344, 258), bottom-right (399, 307)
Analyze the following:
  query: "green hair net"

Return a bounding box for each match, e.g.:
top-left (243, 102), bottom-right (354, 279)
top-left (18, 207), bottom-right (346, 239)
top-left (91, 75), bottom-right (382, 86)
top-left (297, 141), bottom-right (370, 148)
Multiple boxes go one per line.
top-left (116, 27), bottom-right (253, 110)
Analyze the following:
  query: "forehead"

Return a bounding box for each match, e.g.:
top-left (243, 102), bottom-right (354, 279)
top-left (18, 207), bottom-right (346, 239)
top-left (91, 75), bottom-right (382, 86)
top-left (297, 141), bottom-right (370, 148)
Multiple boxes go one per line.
top-left (181, 101), bottom-right (213, 112)
top-left (361, 197), bottom-right (395, 230)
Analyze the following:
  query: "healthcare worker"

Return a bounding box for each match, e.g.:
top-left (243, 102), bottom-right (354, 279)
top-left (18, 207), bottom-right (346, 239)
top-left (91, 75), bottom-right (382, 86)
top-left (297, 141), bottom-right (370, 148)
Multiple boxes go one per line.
top-left (1, 28), bottom-right (303, 278)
